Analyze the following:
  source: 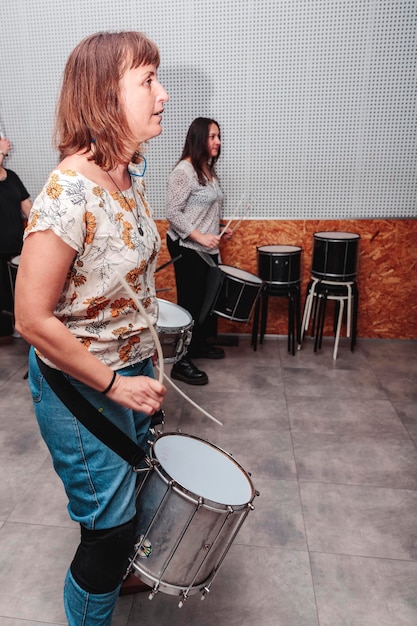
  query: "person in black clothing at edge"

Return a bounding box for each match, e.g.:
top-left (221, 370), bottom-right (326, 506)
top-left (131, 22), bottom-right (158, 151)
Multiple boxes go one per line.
top-left (0, 136), bottom-right (32, 335)
top-left (166, 117), bottom-right (233, 385)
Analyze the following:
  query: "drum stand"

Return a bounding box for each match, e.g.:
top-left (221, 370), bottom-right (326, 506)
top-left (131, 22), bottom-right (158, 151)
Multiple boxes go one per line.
top-left (251, 282), bottom-right (301, 356)
top-left (299, 277), bottom-right (359, 359)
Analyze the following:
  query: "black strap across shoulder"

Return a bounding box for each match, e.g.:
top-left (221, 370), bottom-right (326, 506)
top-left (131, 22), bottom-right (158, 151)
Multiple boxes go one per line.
top-left (35, 354), bottom-right (148, 469)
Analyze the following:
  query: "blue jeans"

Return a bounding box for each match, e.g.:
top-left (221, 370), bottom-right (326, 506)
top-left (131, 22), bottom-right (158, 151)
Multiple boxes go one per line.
top-left (28, 347), bottom-right (154, 625)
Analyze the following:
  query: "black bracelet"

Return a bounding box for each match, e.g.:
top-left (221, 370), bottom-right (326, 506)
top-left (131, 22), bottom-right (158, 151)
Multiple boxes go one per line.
top-left (102, 371), bottom-right (117, 394)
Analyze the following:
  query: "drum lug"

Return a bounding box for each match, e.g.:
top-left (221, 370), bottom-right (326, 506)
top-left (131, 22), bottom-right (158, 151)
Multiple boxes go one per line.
top-left (148, 582), bottom-right (160, 601)
top-left (201, 586), bottom-right (211, 600)
top-left (248, 490), bottom-right (260, 510)
top-left (133, 455), bottom-right (154, 473)
top-left (150, 409), bottom-right (165, 434)
top-left (148, 583), bottom-right (159, 601)
top-left (178, 591), bottom-right (189, 608)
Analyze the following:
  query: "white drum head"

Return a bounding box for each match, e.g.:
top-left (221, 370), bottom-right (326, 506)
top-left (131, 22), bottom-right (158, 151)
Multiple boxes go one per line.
top-left (314, 231), bottom-right (359, 240)
top-left (157, 299), bottom-right (192, 329)
top-left (10, 255), bottom-right (21, 267)
top-left (258, 244), bottom-right (301, 254)
top-left (154, 434), bottom-right (253, 506)
top-left (219, 265), bottom-right (262, 285)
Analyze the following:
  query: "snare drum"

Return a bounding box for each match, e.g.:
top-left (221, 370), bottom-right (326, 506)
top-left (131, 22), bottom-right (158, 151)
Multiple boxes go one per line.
top-left (156, 299), bottom-right (193, 363)
top-left (311, 232), bottom-right (360, 281)
top-left (130, 432), bottom-right (257, 601)
top-left (257, 245), bottom-right (301, 285)
top-left (212, 265), bottom-right (263, 323)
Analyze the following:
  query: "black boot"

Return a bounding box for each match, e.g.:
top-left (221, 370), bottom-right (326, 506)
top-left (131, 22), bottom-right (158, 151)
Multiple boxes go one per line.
top-left (171, 357), bottom-right (209, 385)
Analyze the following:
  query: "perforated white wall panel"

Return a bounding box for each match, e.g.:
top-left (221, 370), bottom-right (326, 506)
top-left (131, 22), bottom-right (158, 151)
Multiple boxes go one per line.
top-left (0, 0), bottom-right (415, 219)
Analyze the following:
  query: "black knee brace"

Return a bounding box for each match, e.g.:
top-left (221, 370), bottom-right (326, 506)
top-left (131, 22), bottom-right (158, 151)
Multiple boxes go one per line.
top-left (70, 517), bottom-right (136, 594)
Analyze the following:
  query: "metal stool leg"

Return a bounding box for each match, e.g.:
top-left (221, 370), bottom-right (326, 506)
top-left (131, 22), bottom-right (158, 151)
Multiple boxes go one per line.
top-left (312, 287), bottom-right (322, 344)
top-left (288, 291), bottom-right (295, 355)
top-left (351, 282), bottom-right (359, 350)
top-left (333, 297), bottom-right (344, 359)
top-left (316, 289), bottom-right (328, 352)
top-left (300, 278), bottom-right (317, 342)
top-left (251, 294), bottom-right (261, 351)
top-left (260, 288), bottom-right (269, 344)
top-left (294, 284), bottom-right (301, 346)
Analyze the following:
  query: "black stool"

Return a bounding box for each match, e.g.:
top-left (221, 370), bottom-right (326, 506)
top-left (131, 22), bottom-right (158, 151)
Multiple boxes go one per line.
top-left (251, 245), bottom-right (302, 355)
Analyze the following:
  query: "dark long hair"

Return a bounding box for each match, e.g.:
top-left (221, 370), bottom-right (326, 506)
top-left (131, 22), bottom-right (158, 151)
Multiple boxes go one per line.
top-left (178, 117), bottom-right (221, 185)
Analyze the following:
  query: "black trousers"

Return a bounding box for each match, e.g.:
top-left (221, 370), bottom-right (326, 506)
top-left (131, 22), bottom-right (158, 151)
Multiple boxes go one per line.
top-left (0, 252), bottom-right (19, 336)
top-left (166, 236), bottom-right (218, 356)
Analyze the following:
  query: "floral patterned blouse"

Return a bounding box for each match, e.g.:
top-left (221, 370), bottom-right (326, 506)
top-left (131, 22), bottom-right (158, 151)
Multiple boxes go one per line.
top-left (24, 164), bottom-right (161, 369)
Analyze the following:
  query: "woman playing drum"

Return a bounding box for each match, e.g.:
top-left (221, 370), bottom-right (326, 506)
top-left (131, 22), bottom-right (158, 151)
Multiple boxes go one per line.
top-left (166, 117), bottom-right (232, 385)
top-left (14, 31), bottom-right (167, 625)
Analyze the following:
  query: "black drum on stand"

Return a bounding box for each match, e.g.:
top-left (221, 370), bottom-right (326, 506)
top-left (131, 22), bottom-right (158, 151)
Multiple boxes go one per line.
top-left (257, 245), bottom-right (301, 285)
top-left (212, 265), bottom-right (263, 323)
top-left (253, 245), bottom-right (302, 355)
top-left (311, 232), bottom-right (360, 281)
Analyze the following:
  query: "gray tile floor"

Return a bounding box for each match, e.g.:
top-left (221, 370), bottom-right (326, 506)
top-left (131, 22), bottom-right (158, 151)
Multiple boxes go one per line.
top-left (1, 333), bottom-right (417, 626)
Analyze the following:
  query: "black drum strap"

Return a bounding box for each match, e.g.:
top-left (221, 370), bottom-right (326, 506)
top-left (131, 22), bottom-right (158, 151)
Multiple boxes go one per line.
top-left (35, 354), bottom-right (148, 469)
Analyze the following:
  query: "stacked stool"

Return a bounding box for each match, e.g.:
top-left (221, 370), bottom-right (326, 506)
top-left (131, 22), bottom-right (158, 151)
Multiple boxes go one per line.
top-left (251, 245), bottom-right (302, 355)
top-left (299, 231), bottom-right (360, 359)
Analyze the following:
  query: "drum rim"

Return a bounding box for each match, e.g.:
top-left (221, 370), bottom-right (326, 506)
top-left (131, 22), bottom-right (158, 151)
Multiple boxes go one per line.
top-left (257, 244), bottom-right (302, 254)
top-left (151, 432), bottom-right (255, 507)
top-left (218, 264), bottom-right (263, 284)
top-left (157, 298), bottom-right (193, 324)
top-left (313, 231), bottom-right (360, 240)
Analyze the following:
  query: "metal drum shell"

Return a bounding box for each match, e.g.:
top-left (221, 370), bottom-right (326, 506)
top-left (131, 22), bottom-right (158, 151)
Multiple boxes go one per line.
top-left (156, 299), bottom-right (194, 363)
top-left (131, 433), bottom-right (256, 597)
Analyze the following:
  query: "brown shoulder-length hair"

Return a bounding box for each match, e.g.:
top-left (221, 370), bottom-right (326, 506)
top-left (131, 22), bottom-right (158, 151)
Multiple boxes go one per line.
top-left (178, 117), bottom-right (221, 185)
top-left (54, 31), bottom-right (160, 171)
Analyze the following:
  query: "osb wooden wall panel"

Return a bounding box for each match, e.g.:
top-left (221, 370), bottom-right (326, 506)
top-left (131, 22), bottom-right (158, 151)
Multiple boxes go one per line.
top-left (155, 219), bottom-right (417, 340)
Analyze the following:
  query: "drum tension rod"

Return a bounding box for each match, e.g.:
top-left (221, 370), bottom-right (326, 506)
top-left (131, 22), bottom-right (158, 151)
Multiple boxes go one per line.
top-left (133, 456), bottom-right (153, 473)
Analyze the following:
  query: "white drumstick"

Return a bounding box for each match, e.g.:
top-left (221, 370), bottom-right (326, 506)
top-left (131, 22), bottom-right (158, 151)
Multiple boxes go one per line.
top-left (156, 366), bottom-right (224, 426)
top-left (231, 202), bottom-right (253, 234)
top-left (119, 274), bottom-right (165, 384)
top-left (219, 193), bottom-right (246, 237)
top-left (219, 217), bottom-right (234, 238)
top-left (119, 274), bottom-right (223, 426)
